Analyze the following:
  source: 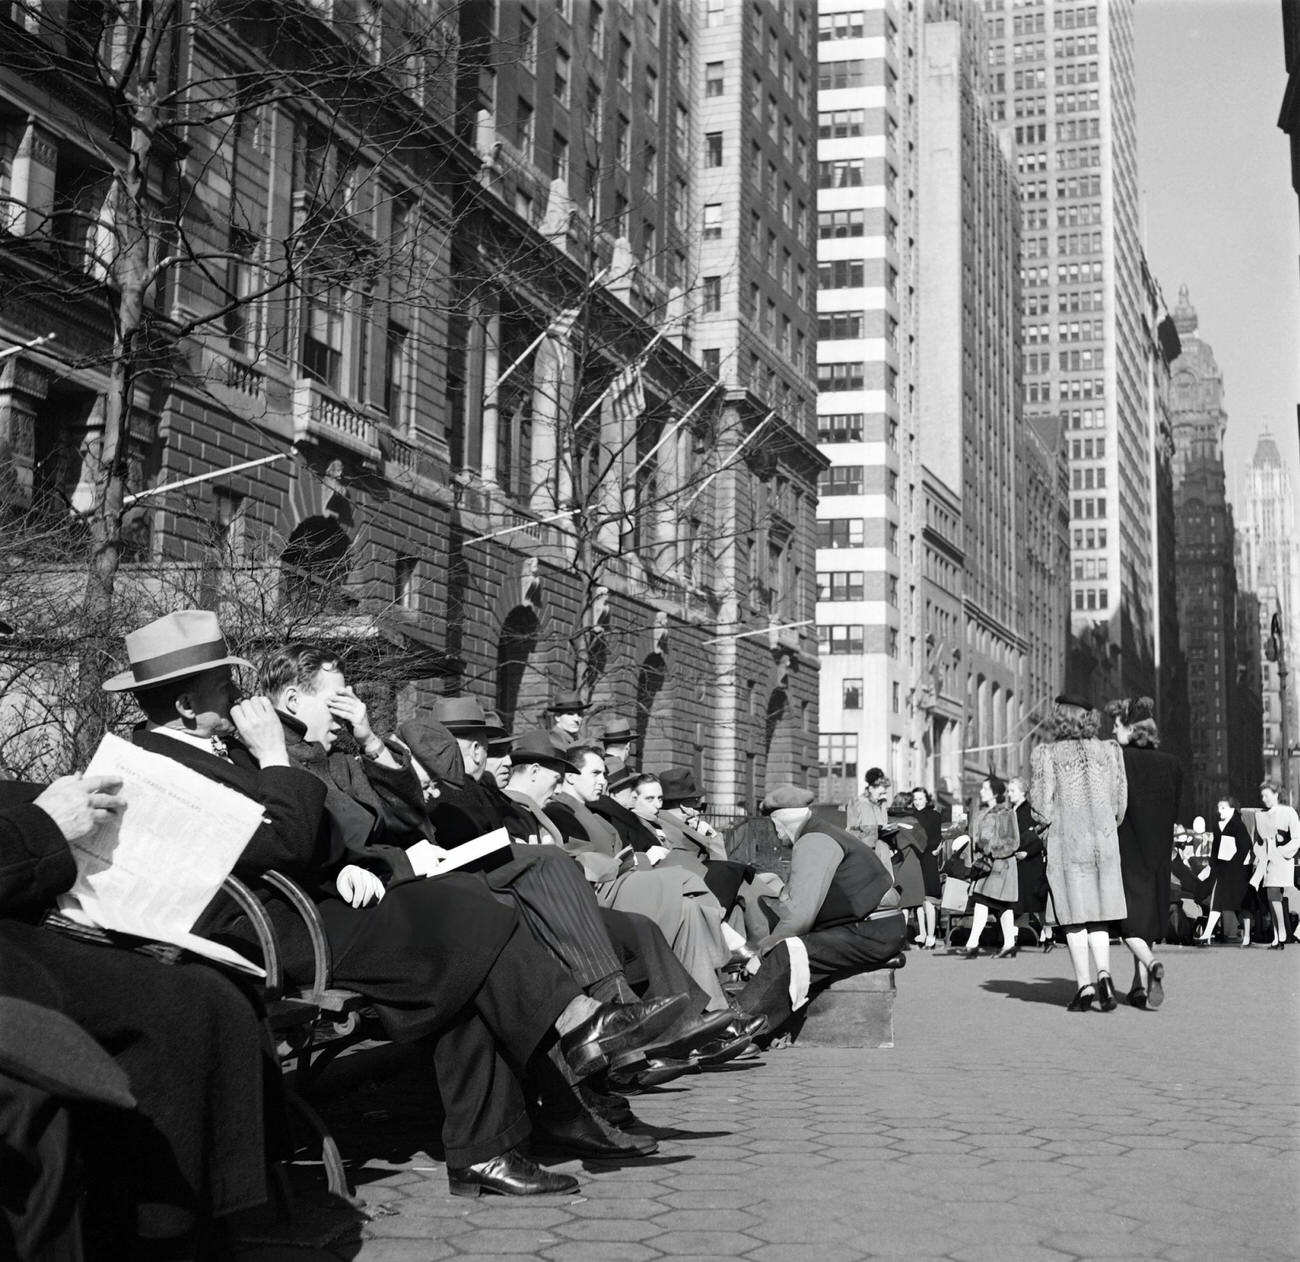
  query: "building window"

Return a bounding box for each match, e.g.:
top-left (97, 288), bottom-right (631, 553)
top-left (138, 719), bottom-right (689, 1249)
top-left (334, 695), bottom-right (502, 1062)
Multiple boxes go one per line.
top-left (705, 0), bottom-right (726, 25)
top-left (555, 49), bottom-right (571, 105)
top-left (817, 571), bottom-right (865, 601)
top-left (551, 133), bottom-right (569, 181)
top-left (818, 465), bottom-right (863, 496)
top-left (818, 208), bottom-right (865, 238)
top-left (819, 11), bottom-right (865, 39)
top-left (817, 108), bottom-right (865, 138)
top-left (818, 413), bottom-right (865, 442)
top-left (818, 260), bottom-right (865, 289)
top-left (817, 362), bottom-right (866, 391)
top-left (616, 35), bottom-right (631, 87)
top-left (842, 679), bottom-right (862, 709)
top-left (702, 203), bottom-right (722, 239)
top-left (817, 158), bottom-right (865, 189)
top-left (818, 312), bottom-right (865, 340)
top-left (702, 347), bottom-right (720, 376)
top-left (818, 59), bottom-right (865, 90)
top-left (703, 275), bottom-right (722, 312)
top-left (705, 60), bottom-right (725, 95)
top-left (383, 322), bottom-right (409, 428)
top-left (818, 625), bottom-right (865, 655)
top-left (816, 518), bottom-right (865, 549)
top-left (301, 273), bottom-right (344, 391)
top-left (705, 132), bottom-right (723, 167)
top-left (518, 8), bottom-right (537, 73)
top-left (819, 732), bottom-right (859, 788)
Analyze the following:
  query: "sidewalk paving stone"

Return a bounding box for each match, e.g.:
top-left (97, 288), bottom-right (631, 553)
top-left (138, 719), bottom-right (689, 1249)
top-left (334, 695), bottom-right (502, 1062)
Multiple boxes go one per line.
top-left (234, 944), bottom-right (1298, 1261)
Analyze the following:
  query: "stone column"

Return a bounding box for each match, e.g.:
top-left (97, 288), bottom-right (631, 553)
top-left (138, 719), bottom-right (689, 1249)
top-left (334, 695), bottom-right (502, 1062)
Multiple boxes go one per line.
top-left (9, 119), bottom-right (59, 239)
top-left (479, 303), bottom-right (500, 484)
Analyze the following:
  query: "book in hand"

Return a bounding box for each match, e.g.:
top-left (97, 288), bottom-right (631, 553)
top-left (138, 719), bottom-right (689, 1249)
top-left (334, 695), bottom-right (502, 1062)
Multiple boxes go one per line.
top-left (56, 733), bottom-right (267, 978)
top-left (406, 828), bottom-right (511, 878)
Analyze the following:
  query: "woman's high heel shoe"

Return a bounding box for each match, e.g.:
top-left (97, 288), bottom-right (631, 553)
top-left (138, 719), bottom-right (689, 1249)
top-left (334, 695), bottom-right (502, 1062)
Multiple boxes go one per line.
top-left (995, 946), bottom-right (1018, 959)
top-left (1042, 937), bottom-right (1056, 954)
top-left (1066, 986), bottom-right (1095, 1012)
top-left (1268, 940), bottom-right (1285, 951)
top-left (1095, 972), bottom-right (1117, 1012)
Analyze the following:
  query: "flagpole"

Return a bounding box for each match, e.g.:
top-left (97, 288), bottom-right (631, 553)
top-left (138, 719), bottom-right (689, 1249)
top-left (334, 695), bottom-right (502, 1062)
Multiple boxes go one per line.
top-left (682, 409), bottom-right (777, 512)
top-left (0, 332), bottom-right (56, 363)
top-left (484, 267), bottom-right (609, 400)
top-left (627, 382), bottom-right (721, 482)
top-left (575, 327), bottom-right (669, 430)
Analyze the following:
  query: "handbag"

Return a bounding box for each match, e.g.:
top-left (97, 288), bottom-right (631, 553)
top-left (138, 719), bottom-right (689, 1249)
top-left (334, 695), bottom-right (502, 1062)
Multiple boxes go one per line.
top-left (967, 851), bottom-right (994, 883)
top-left (940, 876), bottom-right (971, 913)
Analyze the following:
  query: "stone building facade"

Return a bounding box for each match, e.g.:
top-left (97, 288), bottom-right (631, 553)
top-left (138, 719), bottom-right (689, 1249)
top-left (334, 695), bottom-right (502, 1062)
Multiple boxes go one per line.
top-left (0, 0), bottom-right (822, 806)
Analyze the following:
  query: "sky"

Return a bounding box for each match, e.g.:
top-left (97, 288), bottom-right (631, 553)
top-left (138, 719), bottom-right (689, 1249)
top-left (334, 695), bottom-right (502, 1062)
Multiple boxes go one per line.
top-left (1136, 0), bottom-right (1300, 509)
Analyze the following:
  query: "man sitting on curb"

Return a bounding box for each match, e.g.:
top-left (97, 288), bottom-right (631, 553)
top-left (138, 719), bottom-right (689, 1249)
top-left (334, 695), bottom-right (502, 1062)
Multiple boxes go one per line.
top-left (734, 785), bottom-right (907, 1043)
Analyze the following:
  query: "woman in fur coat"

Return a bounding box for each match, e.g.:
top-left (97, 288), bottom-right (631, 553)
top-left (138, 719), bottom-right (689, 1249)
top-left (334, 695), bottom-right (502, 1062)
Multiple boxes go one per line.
top-left (1030, 695), bottom-right (1128, 1012)
top-left (958, 775), bottom-right (1021, 959)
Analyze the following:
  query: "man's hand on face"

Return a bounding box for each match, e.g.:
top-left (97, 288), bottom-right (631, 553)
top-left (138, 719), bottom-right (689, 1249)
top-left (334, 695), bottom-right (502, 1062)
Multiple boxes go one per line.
top-left (326, 687), bottom-right (373, 743)
top-left (231, 696), bottom-right (290, 768)
top-left (34, 774), bottom-right (126, 842)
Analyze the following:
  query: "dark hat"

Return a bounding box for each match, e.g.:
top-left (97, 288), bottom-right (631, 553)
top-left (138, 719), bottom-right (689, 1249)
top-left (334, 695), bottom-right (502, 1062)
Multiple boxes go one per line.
top-left (1054, 692), bottom-right (1094, 711)
top-left (510, 728), bottom-right (580, 774)
top-left (760, 785), bottom-right (816, 814)
top-left (605, 757), bottom-right (637, 793)
top-left (658, 767), bottom-right (702, 805)
top-left (601, 717), bottom-right (635, 744)
top-left (103, 610), bottom-right (251, 693)
top-left (482, 709), bottom-right (514, 753)
top-left (430, 696), bottom-right (508, 740)
top-left (398, 719), bottom-right (465, 787)
top-left (549, 689), bottom-right (588, 714)
top-left (1123, 695), bottom-right (1156, 724)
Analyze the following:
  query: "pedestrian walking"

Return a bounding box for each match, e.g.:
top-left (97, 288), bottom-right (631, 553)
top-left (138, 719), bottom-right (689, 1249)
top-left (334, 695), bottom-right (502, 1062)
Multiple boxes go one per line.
top-left (1196, 797), bottom-right (1254, 947)
top-left (910, 787), bottom-right (944, 949)
top-left (1107, 696), bottom-right (1182, 1010)
top-left (1029, 695), bottom-right (1128, 1012)
top-left (958, 775), bottom-right (1020, 958)
top-left (1247, 780), bottom-right (1300, 950)
top-left (1007, 776), bottom-right (1051, 951)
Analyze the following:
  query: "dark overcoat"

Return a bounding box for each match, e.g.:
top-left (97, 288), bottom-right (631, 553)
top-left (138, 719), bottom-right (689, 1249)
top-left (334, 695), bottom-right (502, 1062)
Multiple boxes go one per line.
top-left (0, 781), bottom-right (271, 1243)
top-left (1115, 744), bottom-right (1183, 941)
top-left (133, 731), bottom-right (518, 1044)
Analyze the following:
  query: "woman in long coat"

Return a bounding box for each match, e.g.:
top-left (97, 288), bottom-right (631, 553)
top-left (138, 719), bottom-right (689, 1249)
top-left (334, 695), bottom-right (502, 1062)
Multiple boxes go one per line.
top-left (959, 776), bottom-right (1021, 958)
top-left (1250, 780), bottom-right (1300, 949)
top-left (1008, 776), bottom-right (1051, 950)
top-left (910, 788), bottom-right (944, 949)
top-left (846, 767), bottom-right (893, 864)
top-left (1108, 697), bottom-right (1183, 1009)
top-left (1197, 796), bottom-right (1255, 946)
top-left (1030, 695), bottom-right (1128, 1011)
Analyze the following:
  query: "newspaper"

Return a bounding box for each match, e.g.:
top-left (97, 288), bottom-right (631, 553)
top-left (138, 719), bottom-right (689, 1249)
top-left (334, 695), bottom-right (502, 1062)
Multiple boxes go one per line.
top-left (57, 733), bottom-right (267, 977)
top-left (406, 827), bottom-right (510, 877)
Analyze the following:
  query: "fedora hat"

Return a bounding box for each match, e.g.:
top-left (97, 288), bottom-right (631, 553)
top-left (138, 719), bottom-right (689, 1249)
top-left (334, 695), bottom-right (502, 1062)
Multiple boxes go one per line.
top-left (549, 689), bottom-right (588, 714)
top-left (482, 709), bottom-right (514, 753)
top-left (103, 610), bottom-right (251, 693)
top-left (510, 729), bottom-right (579, 774)
top-left (604, 757), bottom-right (637, 793)
top-left (658, 767), bottom-right (702, 805)
top-left (601, 717), bottom-right (635, 744)
top-left (430, 697), bottom-right (507, 740)
top-left (397, 719), bottom-right (464, 786)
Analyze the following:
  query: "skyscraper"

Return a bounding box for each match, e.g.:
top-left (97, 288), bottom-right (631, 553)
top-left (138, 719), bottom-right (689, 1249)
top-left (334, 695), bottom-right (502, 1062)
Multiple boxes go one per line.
top-left (1238, 432), bottom-right (1300, 792)
top-left (813, 0), bottom-right (921, 797)
top-left (983, 0), bottom-right (1164, 707)
top-left (1168, 287), bottom-right (1241, 809)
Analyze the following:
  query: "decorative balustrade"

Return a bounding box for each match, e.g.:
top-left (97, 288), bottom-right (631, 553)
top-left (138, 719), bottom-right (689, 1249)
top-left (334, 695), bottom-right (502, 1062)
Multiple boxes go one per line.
top-left (292, 379), bottom-right (380, 463)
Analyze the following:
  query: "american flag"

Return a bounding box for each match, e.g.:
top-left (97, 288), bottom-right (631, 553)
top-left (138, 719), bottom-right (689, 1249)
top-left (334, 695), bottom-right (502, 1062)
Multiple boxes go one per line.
top-left (610, 361), bottom-right (645, 428)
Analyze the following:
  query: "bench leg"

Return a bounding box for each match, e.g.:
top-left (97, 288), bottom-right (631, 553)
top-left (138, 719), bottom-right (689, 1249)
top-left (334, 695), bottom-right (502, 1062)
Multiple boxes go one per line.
top-left (283, 1083), bottom-right (365, 1209)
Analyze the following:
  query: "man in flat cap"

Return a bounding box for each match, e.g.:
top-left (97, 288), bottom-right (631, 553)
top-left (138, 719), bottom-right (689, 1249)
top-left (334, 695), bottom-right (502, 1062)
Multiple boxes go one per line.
top-left (733, 784), bottom-right (906, 1040)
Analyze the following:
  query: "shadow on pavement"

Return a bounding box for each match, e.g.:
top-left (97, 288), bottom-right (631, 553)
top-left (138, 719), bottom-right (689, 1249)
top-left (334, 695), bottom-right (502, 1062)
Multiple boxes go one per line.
top-left (980, 976), bottom-right (1078, 1006)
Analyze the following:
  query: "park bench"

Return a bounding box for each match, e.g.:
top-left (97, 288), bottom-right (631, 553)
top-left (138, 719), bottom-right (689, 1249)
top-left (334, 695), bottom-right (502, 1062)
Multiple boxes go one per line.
top-left (219, 871), bottom-right (376, 1205)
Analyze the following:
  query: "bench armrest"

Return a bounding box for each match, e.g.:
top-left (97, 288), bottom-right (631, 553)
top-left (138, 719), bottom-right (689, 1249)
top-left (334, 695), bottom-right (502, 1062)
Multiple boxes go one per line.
top-left (218, 874), bottom-right (284, 998)
top-left (259, 869), bottom-right (333, 1001)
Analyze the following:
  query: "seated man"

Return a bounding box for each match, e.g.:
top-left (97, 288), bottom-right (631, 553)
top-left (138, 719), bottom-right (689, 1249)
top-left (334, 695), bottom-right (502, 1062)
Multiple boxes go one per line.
top-left (734, 785), bottom-right (907, 1040)
top-left (259, 648), bottom-right (698, 1152)
top-left (1, 772), bottom-right (272, 1258)
top-left (599, 717), bottom-right (635, 765)
top-left (546, 745), bottom-right (732, 1014)
top-left (110, 611), bottom-right (685, 1195)
top-left (589, 760), bottom-right (657, 852)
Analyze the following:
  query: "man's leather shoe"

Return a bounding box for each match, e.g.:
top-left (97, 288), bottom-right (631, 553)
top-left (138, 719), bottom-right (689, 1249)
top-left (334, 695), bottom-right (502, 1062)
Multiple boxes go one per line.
top-left (532, 1107), bottom-right (658, 1158)
top-left (447, 1149), bottom-right (579, 1198)
top-left (727, 1013), bottom-right (769, 1041)
top-left (690, 1032), bottom-right (755, 1067)
top-left (636, 1008), bottom-right (736, 1059)
top-left (609, 1056), bottom-right (695, 1091)
top-left (577, 1081), bottom-right (638, 1128)
top-left (560, 993), bottom-right (691, 1078)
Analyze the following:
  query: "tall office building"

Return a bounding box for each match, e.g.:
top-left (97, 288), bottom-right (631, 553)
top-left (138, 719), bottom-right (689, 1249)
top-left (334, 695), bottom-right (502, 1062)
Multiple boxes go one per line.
top-left (917, 1), bottom-right (1030, 792)
top-left (1167, 287), bottom-right (1242, 809)
top-left (983, 0), bottom-right (1163, 707)
top-left (814, 0), bottom-right (922, 798)
top-left (1238, 433), bottom-right (1300, 790)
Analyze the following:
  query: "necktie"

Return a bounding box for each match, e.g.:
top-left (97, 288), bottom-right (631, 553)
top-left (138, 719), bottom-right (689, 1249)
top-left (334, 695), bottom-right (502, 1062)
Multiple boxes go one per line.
top-left (210, 735), bottom-right (230, 758)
